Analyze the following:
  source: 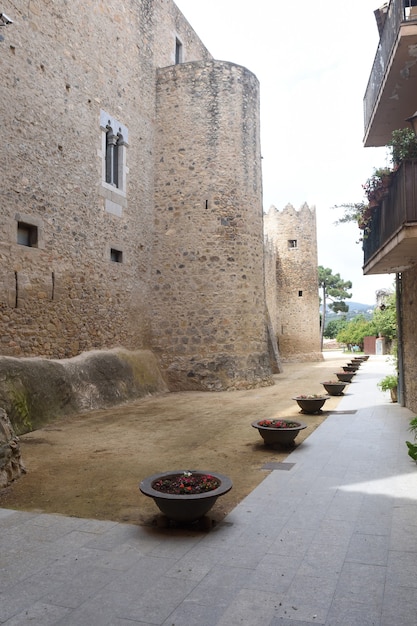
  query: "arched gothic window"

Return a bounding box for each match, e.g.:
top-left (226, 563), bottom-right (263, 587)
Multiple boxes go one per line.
top-left (105, 127), bottom-right (124, 188)
top-left (100, 111), bottom-right (128, 198)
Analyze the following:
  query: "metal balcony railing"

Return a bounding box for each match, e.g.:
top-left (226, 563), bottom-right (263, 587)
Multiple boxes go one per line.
top-left (364, 0), bottom-right (417, 133)
top-left (363, 159), bottom-right (417, 265)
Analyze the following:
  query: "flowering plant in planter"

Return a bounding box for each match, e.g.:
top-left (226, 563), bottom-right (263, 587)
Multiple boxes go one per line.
top-left (151, 470), bottom-right (220, 495)
top-left (252, 419), bottom-right (307, 446)
top-left (362, 167), bottom-right (392, 207)
top-left (295, 394), bottom-right (327, 399)
top-left (257, 419), bottom-right (300, 428)
top-left (140, 470), bottom-right (233, 524)
top-left (292, 394), bottom-right (330, 414)
top-left (321, 380), bottom-right (348, 396)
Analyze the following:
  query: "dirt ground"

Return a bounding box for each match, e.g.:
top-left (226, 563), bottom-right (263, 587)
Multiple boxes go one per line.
top-left (0, 352), bottom-right (351, 527)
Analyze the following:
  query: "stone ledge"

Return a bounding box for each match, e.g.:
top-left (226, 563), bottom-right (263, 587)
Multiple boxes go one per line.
top-left (0, 349), bottom-right (169, 434)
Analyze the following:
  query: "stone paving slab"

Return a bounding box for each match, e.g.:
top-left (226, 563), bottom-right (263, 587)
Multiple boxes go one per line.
top-left (1, 356), bottom-right (417, 625)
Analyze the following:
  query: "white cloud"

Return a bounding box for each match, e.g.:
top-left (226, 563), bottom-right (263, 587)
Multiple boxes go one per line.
top-left (175, 0), bottom-right (395, 302)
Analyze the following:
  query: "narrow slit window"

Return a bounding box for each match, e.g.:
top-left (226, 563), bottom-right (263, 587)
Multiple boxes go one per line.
top-left (175, 38), bottom-right (183, 64)
top-left (298, 290), bottom-right (303, 297)
top-left (17, 222), bottom-right (38, 247)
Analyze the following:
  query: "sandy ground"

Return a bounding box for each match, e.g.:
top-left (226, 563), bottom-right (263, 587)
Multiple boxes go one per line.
top-left (0, 352), bottom-right (353, 527)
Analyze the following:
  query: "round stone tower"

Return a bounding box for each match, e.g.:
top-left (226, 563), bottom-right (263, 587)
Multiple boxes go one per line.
top-left (152, 60), bottom-right (273, 390)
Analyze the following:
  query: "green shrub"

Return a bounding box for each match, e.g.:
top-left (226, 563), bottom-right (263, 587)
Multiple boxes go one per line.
top-left (377, 374), bottom-right (398, 392)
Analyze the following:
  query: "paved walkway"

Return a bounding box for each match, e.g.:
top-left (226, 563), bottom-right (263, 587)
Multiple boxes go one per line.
top-left (1, 355), bottom-right (417, 625)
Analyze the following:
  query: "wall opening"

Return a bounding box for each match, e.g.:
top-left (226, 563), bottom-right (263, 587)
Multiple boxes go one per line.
top-left (17, 222), bottom-right (38, 247)
top-left (110, 248), bottom-right (123, 263)
top-left (175, 38), bottom-right (183, 64)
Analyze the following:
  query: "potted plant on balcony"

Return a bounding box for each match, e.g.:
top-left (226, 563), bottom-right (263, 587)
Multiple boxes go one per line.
top-left (334, 129), bottom-right (417, 240)
top-left (388, 128), bottom-right (417, 167)
top-left (362, 167), bottom-right (392, 208)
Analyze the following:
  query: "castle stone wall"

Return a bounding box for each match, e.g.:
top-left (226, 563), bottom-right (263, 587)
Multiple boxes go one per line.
top-left (0, 0), bottom-right (210, 360)
top-left (400, 270), bottom-right (417, 412)
top-left (152, 61), bottom-right (273, 389)
top-left (0, 0), bottom-right (317, 394)
top-left (264, 204), bottom-right (322, 361)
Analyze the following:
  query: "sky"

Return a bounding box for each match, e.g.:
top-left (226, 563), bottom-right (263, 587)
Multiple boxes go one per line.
top-left (174, 0), bottom-right (396, 304)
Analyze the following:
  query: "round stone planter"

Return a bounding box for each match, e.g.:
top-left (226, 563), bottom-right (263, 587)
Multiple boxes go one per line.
top-left (342, 365), bottom-right (359, 372)
top-left (321, 381), bottom-right (348, 396)
top-left (292, 396), bottom-right (330, 414)
top-left (335, 371), bottom-right (355, 383)
top-left (139, 470), bottom-right (232, 523)
top-left (251, 419), bottom-right (307, 447)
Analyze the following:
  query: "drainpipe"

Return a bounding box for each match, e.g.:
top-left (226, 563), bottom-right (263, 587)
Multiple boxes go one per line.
top-left (396, 272), bottom-right (405, 406)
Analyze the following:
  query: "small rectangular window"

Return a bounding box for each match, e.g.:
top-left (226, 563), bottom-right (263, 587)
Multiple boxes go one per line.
top-left (110, 248), bottom-right (123, 263)
top-left (298, 290), bottom-right (303, 297)
top-left (17, 222), bottom-right (38, 247)
top-left (288, 240), bottom-right (297, 249)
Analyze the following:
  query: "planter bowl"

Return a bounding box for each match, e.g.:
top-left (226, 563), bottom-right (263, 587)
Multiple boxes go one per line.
top-left (321, 381), bottom-right (348, 396)
top-left (335, 371), bottom-right (355, 383)
top-left (342, 365), bottom-right (359, 372)
top-left (139, 470), bottom-right (232, 523)
top-left (292, 396), bottom-right (329, 414)
top-left (251, 419), bottom-right (307, 447)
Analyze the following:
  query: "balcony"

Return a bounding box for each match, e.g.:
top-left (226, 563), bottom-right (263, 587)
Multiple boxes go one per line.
top-left (363, 159), bottom-right (417, 274)
top-left (364, 0), bottom-right (417, 147)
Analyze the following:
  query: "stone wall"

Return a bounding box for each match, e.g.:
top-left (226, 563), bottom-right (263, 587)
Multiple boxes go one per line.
top-left (152, 60), bottom-right (274, 389)
top-left (0, 0), bottom-right (318, 395)
top-left (264, 204), bottom-right (322, 361)
top-left (0, 409), bottom-right (26, 489)
top-left (400, 269), bottom-right (417, 412)
top-left (0, 0), bottom-right (210, 360)
top-left (0, 349), bottom-right (168, 434)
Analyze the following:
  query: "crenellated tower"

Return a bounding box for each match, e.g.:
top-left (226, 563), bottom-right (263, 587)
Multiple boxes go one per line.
top-left (264, 203), bottom-right (322, 361)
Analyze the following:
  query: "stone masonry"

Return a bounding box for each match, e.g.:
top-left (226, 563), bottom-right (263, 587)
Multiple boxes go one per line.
top-left (264, 204), bottom-right (322, 361)
top-left (0, 0), bottom-right (319, 396)
top-left (0, 409), bottom-right (26, 489)
top-left (152, 60), bottom-right (272, 389)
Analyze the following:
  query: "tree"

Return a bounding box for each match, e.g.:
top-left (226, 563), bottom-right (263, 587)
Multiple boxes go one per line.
top-left (335, 293), bottom-right (397, 353)
top-left (324, 318), bottom-right (347, 340)
top-left (318, 266), bottom-right (352, 350)
top-left (372, 293), bottom-right (397, 343)
top-left (336, 314), bottom-right (376, 349)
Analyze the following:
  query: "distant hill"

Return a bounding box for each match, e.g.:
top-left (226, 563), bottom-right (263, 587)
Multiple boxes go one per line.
top-left (325, 301), bottom-right (373, 313)
top-left (325, 301), bottom-right (374, 323)
top-left (347, 301), bottom-right (374, 312)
